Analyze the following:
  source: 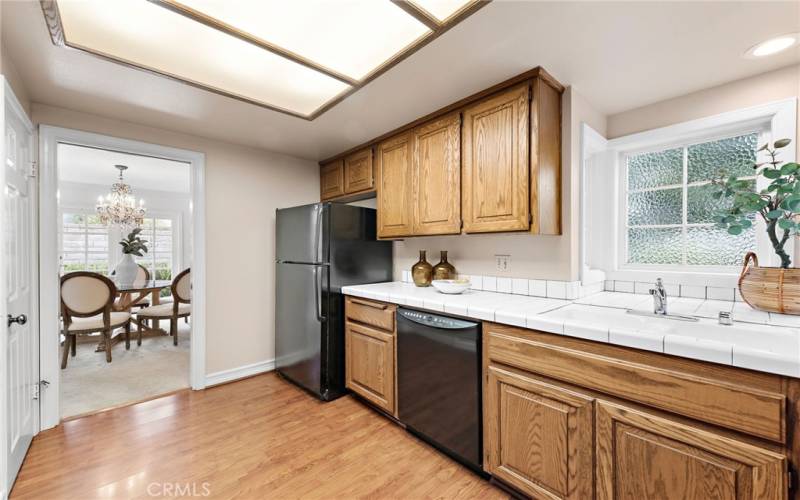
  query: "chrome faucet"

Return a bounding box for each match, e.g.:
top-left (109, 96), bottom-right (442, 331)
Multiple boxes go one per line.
top-left (650, 278), bottom-right (667, 315)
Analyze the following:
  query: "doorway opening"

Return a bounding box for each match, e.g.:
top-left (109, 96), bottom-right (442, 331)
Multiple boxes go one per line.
top-left (57, 144), bottom-right (192, 418)
top-left (39, 126), bottom-right (206, 429)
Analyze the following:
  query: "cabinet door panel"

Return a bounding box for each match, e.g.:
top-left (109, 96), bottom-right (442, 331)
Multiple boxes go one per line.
top-left (462, 84), bottom-right (529, 233)
top-left (344, 148), bottom-right (374, 194)
top-left (413, 113), bottom-right (461, 235)
top-left (596, 401), bottom-right (786, 500)
top-left (320, 160), bottom-right (345, 200)
top-left (376, 132), bottom-right (414, 238)
top-left (345, 322), bottom-right (395, 414)
top-left (485, 364), bottom-right (593, 499)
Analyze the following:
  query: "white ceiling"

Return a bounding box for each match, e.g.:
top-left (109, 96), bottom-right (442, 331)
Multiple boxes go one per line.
top-left (57, 143), bottom-right (191, 193)
top-left (4, 1), bottom-right (799, 161)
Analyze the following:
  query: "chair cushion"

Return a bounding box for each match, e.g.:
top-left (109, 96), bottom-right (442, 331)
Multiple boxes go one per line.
top-left (67, 312), bottom-right (131, 332)
top-left (136, 303), bottom-right (191, 318)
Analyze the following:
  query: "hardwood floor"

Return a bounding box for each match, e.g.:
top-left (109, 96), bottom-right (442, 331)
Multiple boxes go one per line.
top-left (11, 373), bottom-right (507, 499)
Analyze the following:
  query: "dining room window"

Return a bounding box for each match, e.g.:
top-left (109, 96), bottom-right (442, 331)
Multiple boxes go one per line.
top-left (135, 216), bottom-right (175, 283)
top-left (60, 212), bottom-right (109, 274)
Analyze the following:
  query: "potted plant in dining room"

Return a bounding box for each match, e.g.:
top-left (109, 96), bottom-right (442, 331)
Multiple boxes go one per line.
top-left (713, 138), bottom-right (800, 314)
top-left (114, 227), bottom-right (148, 286)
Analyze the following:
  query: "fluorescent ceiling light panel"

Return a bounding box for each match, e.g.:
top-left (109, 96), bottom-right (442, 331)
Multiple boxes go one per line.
top-left (174, 0), bottom-right (431, 81)
top-left (57, 0), bottom-right (351, 117)
top-left (409, 0), bottom-right (476, 22)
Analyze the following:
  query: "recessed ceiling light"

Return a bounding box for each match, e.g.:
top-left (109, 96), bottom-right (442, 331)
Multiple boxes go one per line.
top-left (745, 33), bottom-right (799, 58)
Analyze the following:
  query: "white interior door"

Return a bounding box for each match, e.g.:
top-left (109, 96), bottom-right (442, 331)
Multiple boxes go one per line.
top-left (2, 81), bottom-right (38, 491)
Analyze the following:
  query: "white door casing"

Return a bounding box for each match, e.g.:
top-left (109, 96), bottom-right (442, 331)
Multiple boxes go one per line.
top-left (1, 78), bottom-right (39, 496)
top-left (38, 125), bottom-right (206, 430)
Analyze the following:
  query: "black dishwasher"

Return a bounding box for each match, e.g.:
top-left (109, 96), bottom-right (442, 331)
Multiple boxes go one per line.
top-left (397, 307), bottom-right (482, 472)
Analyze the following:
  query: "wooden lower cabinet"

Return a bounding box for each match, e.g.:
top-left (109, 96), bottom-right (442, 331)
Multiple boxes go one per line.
top-left (485, 364), bottom-right (594, 499)
top-left (596, 401), bottom-right (786, 500)
top-left (483, 323), bottom-right (794, 500)
top-left (345, 321), bottom-right (395, 415)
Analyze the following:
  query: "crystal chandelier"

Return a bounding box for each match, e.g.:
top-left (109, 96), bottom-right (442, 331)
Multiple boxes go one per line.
top-left (96, 165), bottom-right (146, 227)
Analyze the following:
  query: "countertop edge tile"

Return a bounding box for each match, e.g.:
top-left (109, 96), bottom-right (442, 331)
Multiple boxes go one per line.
top-left (342, 282), bottom-right (799, 378)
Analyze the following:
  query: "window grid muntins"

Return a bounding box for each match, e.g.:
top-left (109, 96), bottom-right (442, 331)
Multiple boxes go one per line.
top-left (625, 132), bottom-right (758, 267)
top-left (135, 217), bottom-right (174, 284)
top-left (61, 212), bottom-right (109, 274)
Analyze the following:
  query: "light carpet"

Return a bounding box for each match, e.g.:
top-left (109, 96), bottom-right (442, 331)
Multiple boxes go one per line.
top-left (60, 322), bottom-right (190, 419)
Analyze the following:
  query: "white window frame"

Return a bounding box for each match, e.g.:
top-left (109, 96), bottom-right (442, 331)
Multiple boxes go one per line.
top-left (618, 126), bottom-right (768, 274)
top-left (129, 211), bottom-right (183, 281)
top-left (57, 207), bottom-right (183, 279)
top-left (582, 98), bottom-right (797, 288)
top-left (57, 206), bottom-right (112, 275)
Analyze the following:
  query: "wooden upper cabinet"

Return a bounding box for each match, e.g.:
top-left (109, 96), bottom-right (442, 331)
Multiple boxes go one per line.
top-left (485, 364), bottom-right (594, 499)
top-left (320, 160), bottom-right (345, 200)
top-left (376, 132), bottom-right (414, 238)
top-left (413, 113), bottom-right (462, 235)
top-left (531, 77), bottom-right (563, 235)
top-left (462, 84), bottom-right (530, 233)
top-left (344, 148), bottom-right (374, 194)
top-left (596, 400), bottom-right (786, 500)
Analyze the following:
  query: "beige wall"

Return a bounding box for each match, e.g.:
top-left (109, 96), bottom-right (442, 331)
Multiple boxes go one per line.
top-left (1, 0), bottom-right (31, 118)
top-left (607, 64), bottom-right (800, 145)
top-left (2, 47), bottom-right (31, 118)
top-left (393, 87), bottom-right (607, 282)
top-left (31, 103), bottom-right (320, 375)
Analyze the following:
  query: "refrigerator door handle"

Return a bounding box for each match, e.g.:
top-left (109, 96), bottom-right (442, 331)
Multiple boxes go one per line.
top-left (314, 267), bottom-right (326, 322)
top-left (314, 205), bottom-right (324, 264)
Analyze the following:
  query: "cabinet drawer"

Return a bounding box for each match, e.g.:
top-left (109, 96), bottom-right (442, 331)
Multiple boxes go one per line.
top-left (345, 297), bottom-right (395, 332)
top-left (485, 323), bottom-right (786, 443)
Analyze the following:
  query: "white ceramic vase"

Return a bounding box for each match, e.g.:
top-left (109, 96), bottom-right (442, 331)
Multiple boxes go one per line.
top-left (114, 254), bottom-right (138, 286)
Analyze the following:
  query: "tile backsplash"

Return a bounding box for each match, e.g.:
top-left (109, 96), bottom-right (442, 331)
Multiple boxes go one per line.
top-left (397, 271), bottom-right (743, 303)
top-left (604, 280), bottom-right (741, 302)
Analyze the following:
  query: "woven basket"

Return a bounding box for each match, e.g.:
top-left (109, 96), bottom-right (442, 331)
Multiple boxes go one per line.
top-left (738, 252), bottom-right (800, 315)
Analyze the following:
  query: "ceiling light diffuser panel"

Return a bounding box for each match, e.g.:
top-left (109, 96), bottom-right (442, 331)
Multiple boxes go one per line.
top-left (409, 0), bottom-right (476, 22)
top-left (46, 0), bottom-right (488, 119)
top-left (56, 0), bottom-right (351, 117)
top-left (172, 0), bottom-right (431, 81)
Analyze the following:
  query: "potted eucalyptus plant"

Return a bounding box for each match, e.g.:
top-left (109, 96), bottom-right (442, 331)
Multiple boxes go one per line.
top-left (114, 227), bottom-right (148, 286)
top-left (713, 138), bottom-right (800, 313)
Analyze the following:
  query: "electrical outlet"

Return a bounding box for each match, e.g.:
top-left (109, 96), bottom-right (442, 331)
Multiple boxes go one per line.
top-left (495, 254), bottom-right (510, 272)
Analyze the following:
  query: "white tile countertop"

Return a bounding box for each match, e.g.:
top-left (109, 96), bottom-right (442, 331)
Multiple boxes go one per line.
top-left (341, 282), bottom-right (800, 378)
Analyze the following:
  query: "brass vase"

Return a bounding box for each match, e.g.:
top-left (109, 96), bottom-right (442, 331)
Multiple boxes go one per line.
top-left (411, 250), bottom-right (433, 287)
top-left (432, 251), bottom-right (456, 280)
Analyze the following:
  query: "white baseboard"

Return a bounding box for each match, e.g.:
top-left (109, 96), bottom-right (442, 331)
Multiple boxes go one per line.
top-left (204, 358), bottom-right (275, 387)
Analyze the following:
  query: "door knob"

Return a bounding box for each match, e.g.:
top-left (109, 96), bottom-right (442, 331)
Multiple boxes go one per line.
top-left (7, 314), bottom-right (27, 327)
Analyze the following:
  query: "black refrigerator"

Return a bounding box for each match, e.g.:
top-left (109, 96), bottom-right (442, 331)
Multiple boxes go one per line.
top-left (275, 202), bottom-right (392, 401)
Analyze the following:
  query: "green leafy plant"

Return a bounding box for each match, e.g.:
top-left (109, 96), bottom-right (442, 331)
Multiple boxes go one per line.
top-left (713, 138), bottom-right (797, 268)
top-left (119, 227), bottom-right (149, 256)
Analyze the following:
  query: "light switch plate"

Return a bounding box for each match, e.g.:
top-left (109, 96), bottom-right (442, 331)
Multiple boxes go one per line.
top-left (495, 254), bottom-right (510, 272)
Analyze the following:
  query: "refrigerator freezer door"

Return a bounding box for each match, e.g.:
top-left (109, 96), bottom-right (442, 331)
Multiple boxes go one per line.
top-left (275, 262), bottom-right (328, 397)
top-left (276, 203), bottom-right (327, 264)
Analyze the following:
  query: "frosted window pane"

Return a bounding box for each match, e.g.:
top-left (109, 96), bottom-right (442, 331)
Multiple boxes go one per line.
top-left (686, 226), bottom-right (755, 266)
top-left (687, 133), bottom-right (758, 183)
top-left (687, 181), bottom-right (755, 224)
top-left (628, 188), bottom-right (682, 226)
top-left (627, 148), bottom-right (682, 190)
top-left (628, 227), bottom-right (682, 264)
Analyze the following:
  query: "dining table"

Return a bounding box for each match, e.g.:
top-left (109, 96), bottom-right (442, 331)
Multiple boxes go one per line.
top-left (95, 279), bottom-right (172, 352)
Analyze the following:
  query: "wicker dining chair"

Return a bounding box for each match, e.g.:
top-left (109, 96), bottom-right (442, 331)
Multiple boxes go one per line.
top-left (136, 268), bottom-right (191, 346)
top-left (60, 271), bottom-right (132, 369)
